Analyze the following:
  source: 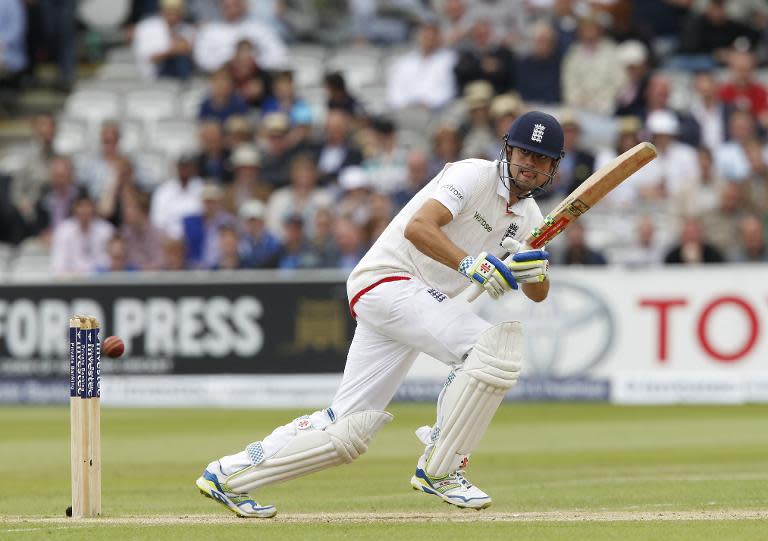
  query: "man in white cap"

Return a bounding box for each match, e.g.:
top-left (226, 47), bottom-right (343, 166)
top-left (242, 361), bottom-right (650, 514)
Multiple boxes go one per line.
top-left (632, 110), bottom-right (701, 214)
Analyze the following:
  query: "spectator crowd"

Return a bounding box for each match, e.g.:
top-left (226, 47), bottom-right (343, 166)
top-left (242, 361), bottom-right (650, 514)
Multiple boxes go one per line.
top-left (1, 0), bottom-right (767, 277)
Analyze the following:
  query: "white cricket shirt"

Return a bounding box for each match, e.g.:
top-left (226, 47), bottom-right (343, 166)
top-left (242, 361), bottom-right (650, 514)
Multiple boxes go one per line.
top-left (347, 159), bottom-right (544, 304)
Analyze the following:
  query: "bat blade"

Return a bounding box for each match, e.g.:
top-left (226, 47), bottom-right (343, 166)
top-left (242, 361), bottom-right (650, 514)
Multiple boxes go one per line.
top-left (526, 142), bottom-right (657, 249)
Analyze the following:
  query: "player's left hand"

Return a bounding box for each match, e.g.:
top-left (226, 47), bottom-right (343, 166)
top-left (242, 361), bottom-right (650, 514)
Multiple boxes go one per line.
top-left (507, 249), bottom-right (550, 284)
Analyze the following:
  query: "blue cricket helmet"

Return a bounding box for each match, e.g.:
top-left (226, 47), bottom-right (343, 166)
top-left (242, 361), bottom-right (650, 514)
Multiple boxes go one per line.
top-left (498, 111), bottom-right (565, 198)
top-left (505, 111), bottom-right (564, 160)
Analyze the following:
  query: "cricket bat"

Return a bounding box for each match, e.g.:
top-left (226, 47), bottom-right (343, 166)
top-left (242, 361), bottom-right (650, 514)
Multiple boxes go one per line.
top-left (467, 141), bottom-right (657, 302)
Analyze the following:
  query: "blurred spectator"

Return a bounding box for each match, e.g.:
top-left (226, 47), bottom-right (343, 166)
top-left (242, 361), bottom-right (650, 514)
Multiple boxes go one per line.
top-left (717, 50), bottom-right (768, 130)
top-left (363, 117), bottom-right (409, 194)
top-left (238, 199), bottom-right (281, 268)
top-left (696, 146), bottom-right (725, 212)
top-left (75, 121), bottom-right (132, 200)
top-left (9, 114), bottom-right (56, 221)
top-left (211, 225), bottom-right (244, 270)
top-left (557, 221), bottom-right (607, 265)
top-left (459, 81), bottom-right (495, 160)
top-left (97, 156), bottom-right (141, 226)
top-left (337, 166), bottom-right (371, 226)
top-left (664, 216), bottom-right (725, 264)
top-left (678, 0), bottom-right (758, 66)
top-left (0, 0), bottom-right (27, 92)
top-left (631, 110), bottom-right (701, 214)
top-left (615, 215), bottom-right (665, 268)
top-left (259, 112), bottom-right (299, 189)
top-left (714, 109), bottom-right (758, 182)
top-left (387, 16), bottom-right (457, 110)
top-left (393, 149), bottom-right (430, 210)
top-left (309, 207), bottom-right (339, 267)
top-left (193, 0), bottom-right (286, 72)
top-left (368, 192), bottom-right (395, 228)
top-left (195, 120), bottom-right (232, 183)
top-left (595, 116), bottom-right (643, 208)
top-left (224, 115), bottom-right (255, 147)
top-left (561, 11), bottom-right (624, 115)
top-left (689, 71), bottom-right (728, 152)
top-left (133, 0), bottom-right (195, 80)
top-left (348, 0), bottom-right (421, 45)
top-left (743, 139), bottom-right (768, 215)
top-left (614, 40), bottom-right (650, 117)
top-left (224, 144), bottom-right (270, 212)
top-left (39, 0), bottom-right (76, 91)
top-left (51, 195), bottom-right (115, 276)
top-left (183, 183), bottom-right (236, 268)
top-left (162, 238), bottom-right (188, 271)
top-left (485, 93), bottom-right (522, 158)
top-left (198, 68), bottom-right (249, 124)
top-left (0, 174), bottom-right (20, 243)
top-left (731, 214), bottom-right (768, 262)
top-left (515, 20), bottom-right (561, 104)
top-left (150, 152), bottom-right (204, 239)
top-left (643, 74), bottom-right (701, 147)
top-left (547, 112), bottom-right (594, 201)
top-left (440, 0), bottom-right (472, 47)
top-left (261, 70), bottom-right (313, 127)
top-left (22, 155), bottom-right (83, 241)
top-left (333, 217), bottom-right (366, 270)
top-left (632, 0), bottom-right (690, 45)
top-left (324, 71), bottom-right (361, 116)
top-left (226, 39), bottom-right (270, 108)
top-left (429, 125), bottom-right (463, 178)
top-left (276, 214), bottom-right (320, 269)
top-left (316, 109), bottom-right (363, 185)
top-left (97, 235), bottom-right (138, 273)
top-left (120, 192), bottom-right (167, 271)
top-left (453, 16), bottom-right (515, 95)
top-left (699, 182), bottom-right (748, 256)
top-left (266, 154), bottom-right (333, 239)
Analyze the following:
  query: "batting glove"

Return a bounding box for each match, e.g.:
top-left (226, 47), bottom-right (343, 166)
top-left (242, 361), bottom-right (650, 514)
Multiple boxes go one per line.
top-left (507, 249), bottom-right (550, 284)
top-left (458, 252), bottom-right (518, 299)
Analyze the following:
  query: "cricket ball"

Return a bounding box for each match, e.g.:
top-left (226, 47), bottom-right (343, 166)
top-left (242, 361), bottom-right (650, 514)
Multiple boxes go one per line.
top-left (102, 335), bottom-right (125, 358)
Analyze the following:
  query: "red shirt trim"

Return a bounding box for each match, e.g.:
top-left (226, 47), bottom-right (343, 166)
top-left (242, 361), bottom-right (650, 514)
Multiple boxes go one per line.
top-left (349, 276), bottom-right (411, 319)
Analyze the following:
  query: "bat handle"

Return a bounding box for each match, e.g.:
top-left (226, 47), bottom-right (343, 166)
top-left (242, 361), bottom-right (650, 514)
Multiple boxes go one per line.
top-left (466, 251), bottom-right (512, 303)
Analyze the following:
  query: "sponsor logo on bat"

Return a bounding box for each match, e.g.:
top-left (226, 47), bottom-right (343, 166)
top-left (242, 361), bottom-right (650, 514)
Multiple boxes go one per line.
top-left (566, 198), bottom-right (591, 216)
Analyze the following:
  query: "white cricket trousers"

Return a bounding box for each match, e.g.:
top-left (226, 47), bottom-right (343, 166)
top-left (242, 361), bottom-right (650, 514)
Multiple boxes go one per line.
top-left (330, 277), bottom-right (493, 418)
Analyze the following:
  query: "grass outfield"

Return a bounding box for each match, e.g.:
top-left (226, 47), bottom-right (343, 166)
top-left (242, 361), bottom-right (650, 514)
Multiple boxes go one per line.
top-left (2, 403), bottom-right (767, 540)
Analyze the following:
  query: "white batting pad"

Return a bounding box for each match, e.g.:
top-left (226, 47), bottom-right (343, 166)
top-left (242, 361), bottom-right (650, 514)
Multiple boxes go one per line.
top-left (426, 322), bottom-right (522, 477)
top-left (226, 410), bottom-right (392, 493)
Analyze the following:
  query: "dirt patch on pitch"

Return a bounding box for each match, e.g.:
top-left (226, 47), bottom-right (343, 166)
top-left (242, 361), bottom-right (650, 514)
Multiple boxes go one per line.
top-left (3, 509), bottom-right (768, 526)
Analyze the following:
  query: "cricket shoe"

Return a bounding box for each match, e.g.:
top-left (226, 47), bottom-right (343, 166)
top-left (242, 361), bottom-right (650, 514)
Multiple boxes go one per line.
top-left (196, 461), bottom-right (276, 518)
top-left (410, 456), bottom-right (491, 509)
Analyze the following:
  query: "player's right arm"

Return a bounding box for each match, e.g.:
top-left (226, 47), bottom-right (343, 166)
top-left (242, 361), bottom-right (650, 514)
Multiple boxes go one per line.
top-left (404, 199), bottom-right (517, 299)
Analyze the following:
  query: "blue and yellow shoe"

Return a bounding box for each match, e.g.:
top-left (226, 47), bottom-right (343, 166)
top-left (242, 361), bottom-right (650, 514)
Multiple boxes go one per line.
top-left (410, 457), bottom-right (491, 509)
top-left (196, 461), bottom-right (276, 518)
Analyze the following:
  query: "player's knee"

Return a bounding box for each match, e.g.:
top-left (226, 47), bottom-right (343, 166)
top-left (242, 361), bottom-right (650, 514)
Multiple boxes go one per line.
top-left (465, 321), bottom-right (523, 389)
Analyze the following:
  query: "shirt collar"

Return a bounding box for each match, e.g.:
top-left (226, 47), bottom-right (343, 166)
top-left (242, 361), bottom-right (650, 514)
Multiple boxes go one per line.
top-left (495, 161), bottom-right (528, 216)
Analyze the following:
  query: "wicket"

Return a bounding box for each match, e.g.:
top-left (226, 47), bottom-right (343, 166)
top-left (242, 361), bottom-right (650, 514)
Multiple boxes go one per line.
top-left (69, 316), bottom-right (101, 518)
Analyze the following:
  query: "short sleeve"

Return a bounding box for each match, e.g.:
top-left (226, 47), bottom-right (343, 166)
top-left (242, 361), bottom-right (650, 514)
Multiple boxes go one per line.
top-left (430, 162), bottom-right (483, 218)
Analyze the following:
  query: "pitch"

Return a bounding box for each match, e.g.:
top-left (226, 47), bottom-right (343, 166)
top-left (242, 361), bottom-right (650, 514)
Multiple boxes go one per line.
top-left (2, 403), bottom-right (767, 540)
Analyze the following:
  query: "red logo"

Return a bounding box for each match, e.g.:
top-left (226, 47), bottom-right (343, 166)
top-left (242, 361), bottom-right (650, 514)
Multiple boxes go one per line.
top-left (296, 418), bottom-right (311, 430)
top-left (480, 262), bottom-right (493, 273)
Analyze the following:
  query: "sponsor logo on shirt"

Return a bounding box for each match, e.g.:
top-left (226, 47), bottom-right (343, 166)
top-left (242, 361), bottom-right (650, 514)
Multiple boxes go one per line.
top-left (474, 211), bottom-right (493, 232)
top-left (442, 184), bottom-right (463, 200)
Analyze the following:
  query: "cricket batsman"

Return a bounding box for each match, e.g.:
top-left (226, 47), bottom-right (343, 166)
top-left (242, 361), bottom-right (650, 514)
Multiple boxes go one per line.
top-left (196, 111), bottom-right (564, 517)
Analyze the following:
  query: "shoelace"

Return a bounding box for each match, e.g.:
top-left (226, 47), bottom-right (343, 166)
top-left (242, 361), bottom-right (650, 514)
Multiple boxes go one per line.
top-left (455, 470), bottom-right (473, 489)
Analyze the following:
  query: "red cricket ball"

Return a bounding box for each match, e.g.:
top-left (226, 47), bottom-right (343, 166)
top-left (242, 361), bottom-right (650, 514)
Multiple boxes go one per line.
top-left (102, 335), bottom-right (125, 359)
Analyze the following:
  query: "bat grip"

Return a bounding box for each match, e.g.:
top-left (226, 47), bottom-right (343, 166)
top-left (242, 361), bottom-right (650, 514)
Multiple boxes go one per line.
top-left (466, 251), bottom-right (512, 303)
